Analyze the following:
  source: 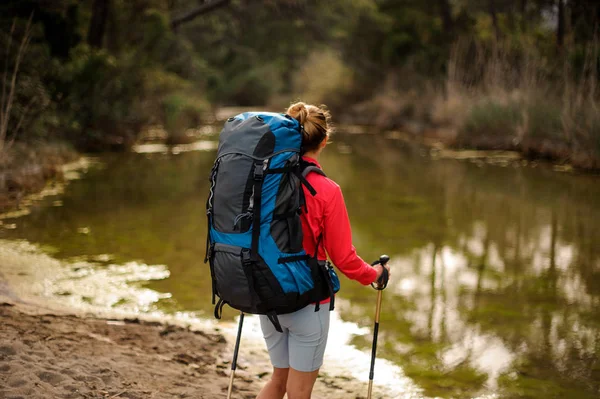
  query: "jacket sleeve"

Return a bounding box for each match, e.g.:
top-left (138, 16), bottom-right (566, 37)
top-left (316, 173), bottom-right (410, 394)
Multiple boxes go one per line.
top-left (322, 184), bottom-right (378, 286)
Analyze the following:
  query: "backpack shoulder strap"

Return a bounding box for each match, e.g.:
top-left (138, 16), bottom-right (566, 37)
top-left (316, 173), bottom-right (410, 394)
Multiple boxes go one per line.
top-left (300, 159), bottom-right (327, 179)
top-left (295, 159), bottom-right (325, 198)
top-left (302, 165), bottom-right (326, 178)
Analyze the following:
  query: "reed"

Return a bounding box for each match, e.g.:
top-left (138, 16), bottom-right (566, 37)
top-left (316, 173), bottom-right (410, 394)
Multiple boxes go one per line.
top-left (432, 37), bottom-right (600, 169)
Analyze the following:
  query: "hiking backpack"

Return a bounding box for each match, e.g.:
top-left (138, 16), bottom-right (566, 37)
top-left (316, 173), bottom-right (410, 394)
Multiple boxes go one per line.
top-left (205, 112), bottom-right (340, 332)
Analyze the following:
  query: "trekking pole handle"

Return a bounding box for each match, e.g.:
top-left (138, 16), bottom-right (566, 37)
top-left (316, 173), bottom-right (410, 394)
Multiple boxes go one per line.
top-left (371, 254), bottom-right (390, 290)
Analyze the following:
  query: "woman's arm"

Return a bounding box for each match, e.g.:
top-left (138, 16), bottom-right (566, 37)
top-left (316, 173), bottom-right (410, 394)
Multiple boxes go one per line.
top-left (322, 185), bottom-right (379, 285)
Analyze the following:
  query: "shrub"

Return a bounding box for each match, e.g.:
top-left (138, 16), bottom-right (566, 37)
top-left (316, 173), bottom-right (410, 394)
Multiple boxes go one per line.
top-left (289, 49), bottom-right (355, 112)
top-left (162, 93), bottom-right (208, 144)
top-left (458, 98), bottom-right (523, 149)
top-left (567, 105), bottom-right (600, 168)
top-left (524, 97), bottom-right (563, 140)
top-left (0, 141), bottom-right (78, 210)
top-left (55, 45), bottom-right (146, 151)
top-left (56, 38), bottom-right (198, 151)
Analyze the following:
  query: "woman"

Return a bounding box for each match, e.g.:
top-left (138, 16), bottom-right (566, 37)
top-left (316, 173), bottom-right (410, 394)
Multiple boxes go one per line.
top-left (256, 102), bottom-right (391, 399)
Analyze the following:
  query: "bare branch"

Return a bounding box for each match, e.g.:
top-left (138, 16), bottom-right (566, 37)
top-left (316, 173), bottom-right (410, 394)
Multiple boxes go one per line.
top-left (170, 0), bottom-right (231, 30)
top-left (0, 20), bottom-right (16, 144)
top-left (7, 96), bottom-right (36, 150)
top-left (0, 13), bottom-right (33, 153)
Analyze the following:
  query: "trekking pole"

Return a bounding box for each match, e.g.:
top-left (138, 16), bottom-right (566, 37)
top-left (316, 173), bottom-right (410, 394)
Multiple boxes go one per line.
top-left (368, 255), bottom-right (390, 399)
top-left (227, 312), bottom-right (245, 399)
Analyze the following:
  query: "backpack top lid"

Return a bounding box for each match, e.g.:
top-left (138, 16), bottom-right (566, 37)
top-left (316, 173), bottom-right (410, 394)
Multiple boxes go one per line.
top-left (218, 112), bottom-right (302, 159)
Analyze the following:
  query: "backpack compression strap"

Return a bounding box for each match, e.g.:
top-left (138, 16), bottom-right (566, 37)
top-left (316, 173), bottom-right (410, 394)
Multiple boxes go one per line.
top-left (206, 160), bottom-right (220, 306)
top-left (250, 161), bottom-right (265, 262)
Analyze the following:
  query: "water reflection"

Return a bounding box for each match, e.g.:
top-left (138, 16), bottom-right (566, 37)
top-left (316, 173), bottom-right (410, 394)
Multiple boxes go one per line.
top-left (326, 134), bottom-right (600, 398)
top-left (0, 132), bottom-right (599, 398)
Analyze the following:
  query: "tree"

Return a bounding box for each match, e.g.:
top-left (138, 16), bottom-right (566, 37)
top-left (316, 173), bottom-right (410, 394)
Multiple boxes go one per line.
top-left (88, 0), bottom-right (111, 48)
top-left (557, 0), bottom-right (565, 49)
top-left (439, 0), bottom-right (454, 36)
top-left (521, 0), bottom-right (528, 32)
top-left (489, 0), bottom-right (500, 40)
top-left (0, 15), bottom-right (33, 153)
top-left (170, 0), bottom-right (231, 30)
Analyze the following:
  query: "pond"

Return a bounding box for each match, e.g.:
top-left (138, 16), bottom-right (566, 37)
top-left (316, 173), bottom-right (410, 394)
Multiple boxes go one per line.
top-left (1, 128), bottom-right (599, 399)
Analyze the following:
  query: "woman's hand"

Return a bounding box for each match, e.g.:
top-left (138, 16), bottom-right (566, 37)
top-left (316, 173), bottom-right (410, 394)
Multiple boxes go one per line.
top-left (374, 263), bottom-right (391, 287)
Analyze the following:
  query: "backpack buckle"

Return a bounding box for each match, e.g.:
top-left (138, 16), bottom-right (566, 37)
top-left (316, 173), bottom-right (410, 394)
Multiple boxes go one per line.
top-left (241, 249), bottom-right (252, 265)
top-left (253, 164), bottom-right (264, 180)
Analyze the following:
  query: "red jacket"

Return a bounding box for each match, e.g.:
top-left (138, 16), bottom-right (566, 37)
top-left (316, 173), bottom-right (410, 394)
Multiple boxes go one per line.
top-left (300, 156), bottom-right (378, 287)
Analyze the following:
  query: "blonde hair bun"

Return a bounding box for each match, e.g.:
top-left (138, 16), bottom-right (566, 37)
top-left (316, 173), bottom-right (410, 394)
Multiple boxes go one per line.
top-left (288, 102), bottom-right (309, 126)
top-left (286, 102), bottom-right (331, 153)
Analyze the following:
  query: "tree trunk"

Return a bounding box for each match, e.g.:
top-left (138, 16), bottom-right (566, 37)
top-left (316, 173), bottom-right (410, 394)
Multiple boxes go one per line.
top-left (489, 0), bottom-right (500, 40)
top-left (557, 0), bottom-right (565, 49)
top-left (88, 0), bottom-right (110, 49)
top-left (520, 0), bottom-right (528, 32)
top-left (438, 0), bottom-right (453, 36)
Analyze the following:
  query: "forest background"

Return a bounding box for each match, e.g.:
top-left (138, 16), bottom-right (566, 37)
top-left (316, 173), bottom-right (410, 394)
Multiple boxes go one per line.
top-left (1, 0), bottom-right (599, 207)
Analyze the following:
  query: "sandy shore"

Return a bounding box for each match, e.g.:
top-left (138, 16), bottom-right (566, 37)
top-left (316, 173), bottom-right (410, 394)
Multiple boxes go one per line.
top-left (0, 298), bottom-right (260, 399)
top-left (0, 293), bottom-right (385, 399)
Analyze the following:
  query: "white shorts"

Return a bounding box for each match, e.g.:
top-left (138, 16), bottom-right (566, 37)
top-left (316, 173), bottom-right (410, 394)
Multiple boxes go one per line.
top-left (259, 305), bottom-right (331, 372)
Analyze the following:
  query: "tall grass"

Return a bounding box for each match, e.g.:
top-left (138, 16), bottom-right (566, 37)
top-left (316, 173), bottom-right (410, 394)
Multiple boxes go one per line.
top-left (162, 93), bottom-right (207, 144)
top-left (432, 38), bottom-right (600, 169)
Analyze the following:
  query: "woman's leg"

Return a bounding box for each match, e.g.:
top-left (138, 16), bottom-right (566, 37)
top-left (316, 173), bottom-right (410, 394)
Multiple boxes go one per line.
top-left (286, 305), bottom-right (331, 398)
top-left (286, 368), bottom-right (319, 399)
top-left (258, 305), bottom-right (330, 399)
top-left (256, 367), bottom-right (289, 399)
top-left (258, 313), bottom-right (290, 399)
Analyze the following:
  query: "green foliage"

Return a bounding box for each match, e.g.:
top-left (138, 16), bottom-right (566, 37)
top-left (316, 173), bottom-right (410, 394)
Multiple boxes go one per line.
top-left (162, 93), bottom-right (207, 143)
top-left (1, 0), bottom-right (600, 163)
top-left (217, 63), bottom-right (283, 106)
top-left (0, 15), bottom-right (53, 143)
top-left (525, 98), bottom-right (564, 140)
top-left (460, 99), bottom-right (523, 144)
top-left (56, 45), bottom-right (149, 151)
top-left (568, 104), bottom-right (600, 162)
top-left (290, 49), bottom-right (355, 112)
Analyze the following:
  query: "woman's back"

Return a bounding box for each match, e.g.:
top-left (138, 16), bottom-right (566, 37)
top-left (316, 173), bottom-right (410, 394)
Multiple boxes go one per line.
top-left (300, 156), bottom-right (376, 286)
